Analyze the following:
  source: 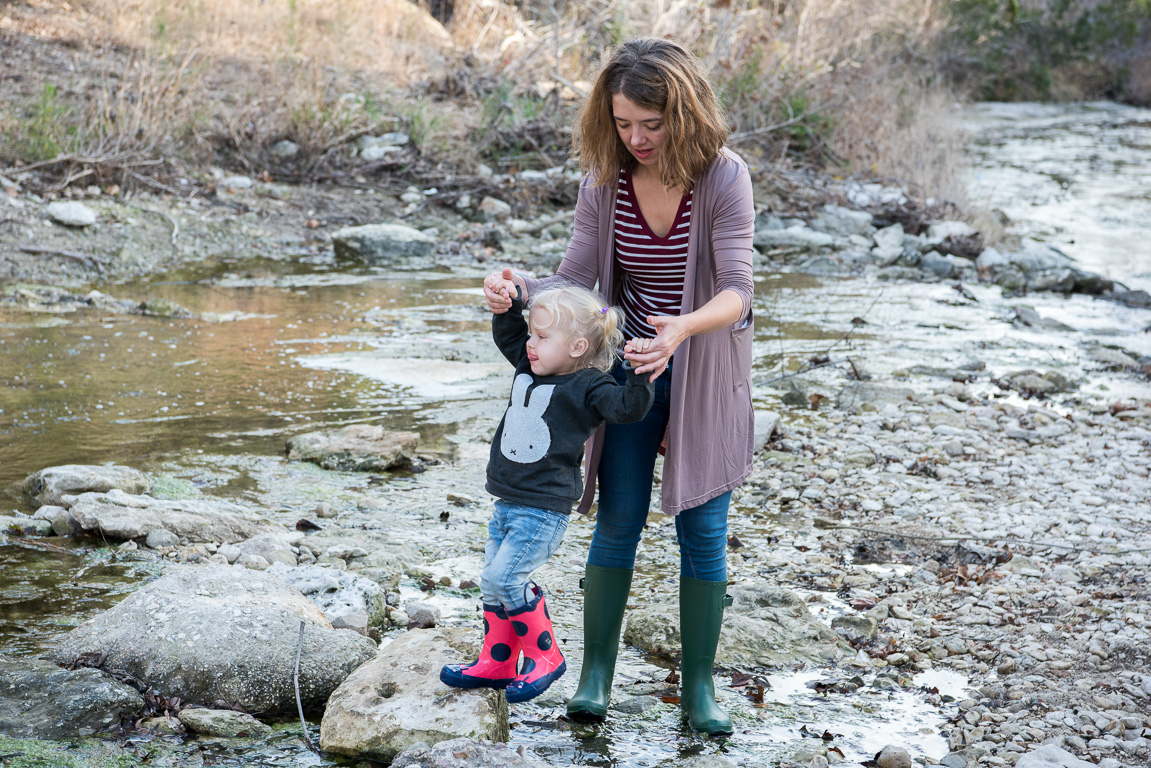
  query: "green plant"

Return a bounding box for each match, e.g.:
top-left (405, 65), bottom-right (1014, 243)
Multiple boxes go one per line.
top-left (9, 83), bottom-right (75, 161)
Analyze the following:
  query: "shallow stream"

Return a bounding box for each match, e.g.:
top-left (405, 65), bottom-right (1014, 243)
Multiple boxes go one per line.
top-left (2, 101), bottom-right (1151, 766)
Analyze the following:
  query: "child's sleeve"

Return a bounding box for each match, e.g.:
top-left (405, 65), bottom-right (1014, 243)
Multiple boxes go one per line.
top-left (586, 366), bottom-right (655, 424)
top-left (492, 289), bottom-right (529, 368)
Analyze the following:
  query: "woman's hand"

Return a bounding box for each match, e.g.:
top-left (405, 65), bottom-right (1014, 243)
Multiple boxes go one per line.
top-left (624, 314), bottom-right (693, 381)
top-left (483, 267), bottom-right (524, 313)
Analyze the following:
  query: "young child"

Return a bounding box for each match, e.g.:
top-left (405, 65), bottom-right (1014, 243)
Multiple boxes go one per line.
top-left (440, 282), bottom-right (655, 703)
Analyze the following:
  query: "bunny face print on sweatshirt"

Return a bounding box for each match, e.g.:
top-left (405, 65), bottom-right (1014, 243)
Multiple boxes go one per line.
top-left (501, 373), bottom-right (554, 464)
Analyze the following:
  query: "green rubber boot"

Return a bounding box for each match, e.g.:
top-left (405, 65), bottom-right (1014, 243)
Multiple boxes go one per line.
top-left (565, 565), bottom-right (634, 721)
top-left (679, 577), bottom-right (734, 738)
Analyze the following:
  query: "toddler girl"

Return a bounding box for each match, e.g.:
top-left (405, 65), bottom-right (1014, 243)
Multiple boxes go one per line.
top-left (440, 282), bottom-right (655, 703)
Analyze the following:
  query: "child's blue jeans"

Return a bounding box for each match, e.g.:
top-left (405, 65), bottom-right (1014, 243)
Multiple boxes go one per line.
top-left (587, 360), bottom-right (731, 581)
top-left (480, 500), bottom-right (569, 611)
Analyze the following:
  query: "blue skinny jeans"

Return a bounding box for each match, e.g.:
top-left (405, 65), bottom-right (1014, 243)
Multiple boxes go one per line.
top-left (586, 360), bottom-right (731, 581)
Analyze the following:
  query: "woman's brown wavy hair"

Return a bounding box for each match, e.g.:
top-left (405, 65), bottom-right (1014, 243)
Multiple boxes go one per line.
top-left (575, 38), bottom-right (728, 191)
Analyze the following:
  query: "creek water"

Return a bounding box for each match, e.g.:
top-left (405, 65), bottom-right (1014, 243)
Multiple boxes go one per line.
top-left (1, 101), bottom-right (1150, 766)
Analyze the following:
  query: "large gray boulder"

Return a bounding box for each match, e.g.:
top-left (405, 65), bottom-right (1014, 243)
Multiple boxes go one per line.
top-left (67, 489), bottom-right (282, 544)
top-left (624, 583), bottom-right (849, 667)
top-left (391, 737), bottom-right (547, 767)
top-left (286, 424), bottom-right (419, 472)
top-left (46, 200), bottom-right (97, 227)
top-left (0, 655), bottom-right (143, 739)
top-left (320, 628), bottom-right (508, 762)
top-left (332, 223), bottom-right (435, 267)
top-left (23, 464), bottom-right (150, 506)
top-left (268, 562), bottom-right (386, 628)
top-left (810, 204), bottom-right (874, 237)
top-left (51, 565), bottom-right (376, 714)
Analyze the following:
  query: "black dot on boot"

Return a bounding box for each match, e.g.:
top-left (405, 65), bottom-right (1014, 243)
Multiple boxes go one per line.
top-left (483, 618), bottom-right (490, 634)
top-left (536, 631), bottom-right (553, 651)
top-left (491, 643), bottom-right (513, 662)
top-left (519, 657), bottom-right (536, 675)
top-left (512, 620), bottom-right (529, 637)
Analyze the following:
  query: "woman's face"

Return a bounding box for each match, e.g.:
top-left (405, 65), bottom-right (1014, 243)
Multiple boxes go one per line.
top-left (612, 93), bottom-right (666, 168)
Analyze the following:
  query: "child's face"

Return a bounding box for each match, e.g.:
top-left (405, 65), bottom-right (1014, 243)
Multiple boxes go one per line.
top-left (527, 307), bottom-right (587, 377)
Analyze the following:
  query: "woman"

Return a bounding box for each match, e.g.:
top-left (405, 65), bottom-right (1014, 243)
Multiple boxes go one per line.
top-left (483, 37), bottom-right (754, 738)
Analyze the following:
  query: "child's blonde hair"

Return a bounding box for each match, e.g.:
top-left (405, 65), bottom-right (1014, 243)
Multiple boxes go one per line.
top-left (528, 285), bottom-right (624, 373)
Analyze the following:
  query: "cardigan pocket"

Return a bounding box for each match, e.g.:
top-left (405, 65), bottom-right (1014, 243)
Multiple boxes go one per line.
top-left (731, 312), bottom-right (753, 391)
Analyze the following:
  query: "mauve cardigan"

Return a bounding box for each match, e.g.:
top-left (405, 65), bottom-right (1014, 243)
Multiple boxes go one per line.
top-left (524, 147), bottom-right (755, 515)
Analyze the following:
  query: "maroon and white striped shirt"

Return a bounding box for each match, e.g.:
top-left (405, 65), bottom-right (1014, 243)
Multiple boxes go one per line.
top-left (614, 168), bottom-right (693, 340)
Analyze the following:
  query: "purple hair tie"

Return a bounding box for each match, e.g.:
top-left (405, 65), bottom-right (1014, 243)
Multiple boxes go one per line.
top-left (601, 307), bottom-right (609, 314)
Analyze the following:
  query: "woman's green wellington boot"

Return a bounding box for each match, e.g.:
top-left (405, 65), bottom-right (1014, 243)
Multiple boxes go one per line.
top-left (565, 565), bottom-right (634, 721)
top-left (679, 577), bottom-right (734, 738)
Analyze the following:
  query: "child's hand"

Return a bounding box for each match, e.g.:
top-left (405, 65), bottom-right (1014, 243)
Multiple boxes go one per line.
top-left (483, 267), bottom-right (521, 314)
top-left (625, 337), bottom-right (652, 354)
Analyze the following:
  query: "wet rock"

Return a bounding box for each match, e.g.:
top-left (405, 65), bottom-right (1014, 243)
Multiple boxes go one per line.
top-left (939, 753), bottom-right (967, 768)
top-left (303, 529), bottom-right (421, 589)
top-left (32, 504), bottom-right (80, 535)
top-left (286, 424), bottom-right (419, 472)
top-left (267, 561), bottom-right (386, 628)
top-left (51, 565), bottom-right (376, 714)
top-left (1087, 346), bottom-right (1139, 369)
top-left (390, 737), bottom-right (545, 767)
top-left (998, 370), bottom-right (1077, 396)
top-left (1013, 745), bottom-right (1096, 768)
top-left (178, 707), bottom-right (272, 737)
top-left (810, 205), bottom-right (874, 237)
top-left (405, 601), bottom-right (440, 628)
top-left (237, 531), bottom-right (304, 567)
top-left (624, 583), bottom-right (849, 667)
top-left (67, 489), bottom-right (283, 544)
top-left (875, 745), bottom-right (912, 768)
top-left (613, 695), bottom-right (662, 715)
top-left (145, 529), bottom-right (179, 549)
top-left (0, 512), bottom-right (52, 535)
top-left (319, 628), bottom-right (509, 762)
top-left (831, 614), bottom-right (878, 641)
top-left (0, 654), bottom-right (143, 739)
top-left (140, 297), bottom-right (192, 318)
top-left (674, 756), bottom-right (739, 767)
top-left (1102, 289), bottom-right (1151, 308)
top-left (1012, 305), bottom-right (1075, 332)
top-left (921, 251), bottom-right (956, 279)
top-left (23, 464), bottom-right (150, 506)
top-left (47, 200), bottom-right (97, 227)
top-left (332, 223), bottom-right (435, 267)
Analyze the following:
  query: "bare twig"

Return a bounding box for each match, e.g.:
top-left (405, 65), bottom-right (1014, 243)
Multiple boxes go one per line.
top-left (127, 203), bottom-right (180, 244)
top-left (294, 620), bottom-right (317, 751)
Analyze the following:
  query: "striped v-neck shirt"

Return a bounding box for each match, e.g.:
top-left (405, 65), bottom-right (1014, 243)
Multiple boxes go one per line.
top-left (614, 168), bottom-right (693, 340)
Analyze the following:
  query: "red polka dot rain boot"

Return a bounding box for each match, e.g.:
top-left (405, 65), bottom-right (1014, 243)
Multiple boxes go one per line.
top-left (504, 583), bottom-right (566, 703)
top-left (439, 603), bottom-right (520, 689)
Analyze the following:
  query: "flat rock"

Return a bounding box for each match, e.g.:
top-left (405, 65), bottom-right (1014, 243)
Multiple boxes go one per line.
top-left (0, 654), bottom-right (143, 739)
top-left (810, 204), bottom-right (874, 237)
top-left (623, 583), bottom-right (849, 667)
top-left (23, 464), bottom-right (150, 506)
top-left (178, 708), bottom-right (272, 737)
top-left (320, 627), bottom-right (508, 762)
top-left (287, 424), bottom-right (419, 471)
top-left (67, 489), bottom-right (283, 544)
top-left (46, 201), bottom-right (97, 227)
top-left (51, 565), bottom-right (376, 714)
top-left (332, 223), bottom-right (435, 266)
top-left (390, 737), bottom-right (545, 767)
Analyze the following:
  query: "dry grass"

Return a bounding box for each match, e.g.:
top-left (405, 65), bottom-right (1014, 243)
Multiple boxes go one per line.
top-left (3, 0), bottom-right (968, 204)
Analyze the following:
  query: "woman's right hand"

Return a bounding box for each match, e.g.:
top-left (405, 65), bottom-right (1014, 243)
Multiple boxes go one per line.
top-left (484, 267), bottom-right (523, 314)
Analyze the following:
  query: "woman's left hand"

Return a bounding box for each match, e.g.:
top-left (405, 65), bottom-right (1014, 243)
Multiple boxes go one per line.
top-left (624, 314), bottom-right (692, 381)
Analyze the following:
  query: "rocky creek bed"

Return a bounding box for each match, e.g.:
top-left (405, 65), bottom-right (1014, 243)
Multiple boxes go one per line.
top-left (2, 122), bottom-right (1151, 768)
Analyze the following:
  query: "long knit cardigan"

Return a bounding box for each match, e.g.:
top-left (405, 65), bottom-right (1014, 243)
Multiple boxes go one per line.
top-left (524, 147), bottom-right (756, 515)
